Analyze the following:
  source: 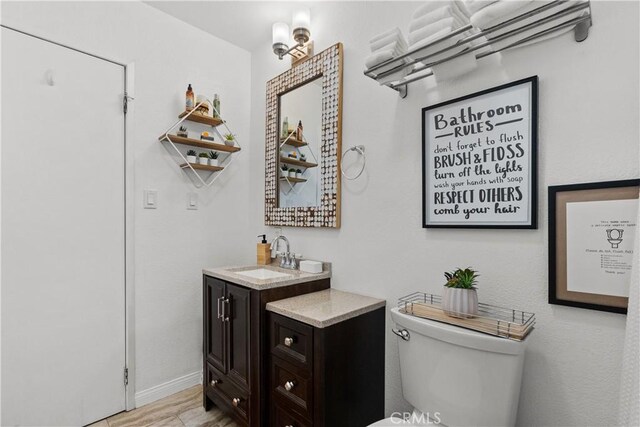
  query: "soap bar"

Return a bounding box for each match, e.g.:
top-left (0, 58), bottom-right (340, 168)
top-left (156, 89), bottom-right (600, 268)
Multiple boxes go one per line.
top-left (300, 260), bottom-right (323, 274)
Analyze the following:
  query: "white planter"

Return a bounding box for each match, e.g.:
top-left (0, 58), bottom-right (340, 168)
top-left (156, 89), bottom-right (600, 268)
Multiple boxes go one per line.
top-left (296, 172), bottom-right (302, 179)
top-left (224, 139), bottom-right (235, 146)
top-left (209, 158), bottom-right (220, 167)
top-left (186, 155), bottom-right (197, 164)
top-left (442, 287), bottom-right (478, 319)
top-left (289, 170), bottom-right (297, 178)
top-left (198, 157), bottom-right (209, 165)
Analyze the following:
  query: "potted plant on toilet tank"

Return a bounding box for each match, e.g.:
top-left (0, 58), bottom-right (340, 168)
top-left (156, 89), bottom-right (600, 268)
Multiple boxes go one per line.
top-left (442, 267), bottom-right (479, 318)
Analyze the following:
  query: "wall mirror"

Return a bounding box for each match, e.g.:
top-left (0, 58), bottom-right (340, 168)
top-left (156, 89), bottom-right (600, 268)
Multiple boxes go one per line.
top-left (265, 43), bottom-right (343, 228)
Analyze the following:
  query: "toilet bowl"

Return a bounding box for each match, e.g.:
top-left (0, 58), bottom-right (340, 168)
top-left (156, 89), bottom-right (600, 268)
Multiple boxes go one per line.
top-left (370, 307), bottom-right (528, 427)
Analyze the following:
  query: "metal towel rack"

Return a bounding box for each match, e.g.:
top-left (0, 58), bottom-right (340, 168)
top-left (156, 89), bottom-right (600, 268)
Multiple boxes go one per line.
top-left (364, 0), bottom-right (592, 97)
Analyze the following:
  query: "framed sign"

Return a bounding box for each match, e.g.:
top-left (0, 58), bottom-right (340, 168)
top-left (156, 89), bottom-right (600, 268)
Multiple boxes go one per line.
top-left (549, 179), bottom-right (639, 314)
top-left (422, 76), bottom-right (538, 228)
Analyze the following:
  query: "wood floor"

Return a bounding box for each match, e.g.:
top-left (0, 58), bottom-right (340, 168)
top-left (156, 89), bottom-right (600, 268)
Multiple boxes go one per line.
top-left (89, 386), bottom-right (239, 427)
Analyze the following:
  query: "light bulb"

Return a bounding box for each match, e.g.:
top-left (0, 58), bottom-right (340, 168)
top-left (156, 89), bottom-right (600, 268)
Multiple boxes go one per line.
top-left (292, 9), bottom-right (311, 31)
top-left (272, 22), bottom-right (290, 46)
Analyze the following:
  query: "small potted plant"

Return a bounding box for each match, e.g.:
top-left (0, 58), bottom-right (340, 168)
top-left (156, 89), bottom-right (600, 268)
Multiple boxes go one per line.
top-left (223, 133), bottom-right (235, 146)
top-left (289, 168), bottom-right (297, 178)
top-left (186, 149), bottom-right (197, 164)
top-left (198, 152), bottom-right (209, 165)
top-left (442, 267), bottom-right (479, 319)
top-left (177, 125), bottom-right (188, 138)
top-left (300, 153), bottom-right (307, 161)
top-left (209, 150), bottom-right (220, 167)
top-left (281, 165), bottom-right (288, 177)
top-left (296, 169), bottom-right (302, 178)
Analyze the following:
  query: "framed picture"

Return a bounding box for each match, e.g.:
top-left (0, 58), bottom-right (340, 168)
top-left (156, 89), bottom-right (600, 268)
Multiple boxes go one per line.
top-left (422, 76), bottom-right (538, 228)
top-left (549, 179), bottom-right (639, 314)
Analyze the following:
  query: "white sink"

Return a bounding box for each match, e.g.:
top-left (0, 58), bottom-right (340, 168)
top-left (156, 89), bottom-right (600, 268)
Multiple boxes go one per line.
top-left (235, 268), bottom-right (292, 280)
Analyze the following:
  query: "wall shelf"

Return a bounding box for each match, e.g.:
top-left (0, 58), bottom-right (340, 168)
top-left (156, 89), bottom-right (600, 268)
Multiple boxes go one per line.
top-left (158, 134), bottom-right (241, 153)
top-left (178, 111), bottom-right (223, 127)
top-left (279, 176), bottom-right (307, 183)
top-left (280, 156), bottom-right (317, 169)
top-left (280, 136), bottom-right (307, 148)
top-left (364, 1), bottom-right (592, 97)
top-left (158, 99), bottom-right (242, 188)
top-left (180, 163), bottom-right (224, 172)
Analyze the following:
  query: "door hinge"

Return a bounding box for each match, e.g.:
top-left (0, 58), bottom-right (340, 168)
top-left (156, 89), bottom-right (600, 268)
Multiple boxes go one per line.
top-left (124, 367), bottom-right (129, 386)
top-left (123, 93), bottom-right (134, 114)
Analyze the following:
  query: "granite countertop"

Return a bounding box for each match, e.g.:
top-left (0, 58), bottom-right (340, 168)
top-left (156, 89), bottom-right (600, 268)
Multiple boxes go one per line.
top-left (202, 261), bottom-right (331, 290)
top-left (266, 289), bottom-right (386, 328)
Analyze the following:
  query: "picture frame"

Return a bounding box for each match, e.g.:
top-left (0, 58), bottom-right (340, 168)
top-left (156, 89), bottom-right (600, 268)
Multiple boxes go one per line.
top-left (422, 76), bottom-right (538, 229)
top-left (548, 179), bottom-right (639, 314)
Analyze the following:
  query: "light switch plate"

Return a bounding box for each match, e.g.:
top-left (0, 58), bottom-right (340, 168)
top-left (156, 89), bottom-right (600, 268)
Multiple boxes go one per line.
top-left (143, 189), bottom-right (158, 209)
top-left (187, 192), bottom-right (198, 210)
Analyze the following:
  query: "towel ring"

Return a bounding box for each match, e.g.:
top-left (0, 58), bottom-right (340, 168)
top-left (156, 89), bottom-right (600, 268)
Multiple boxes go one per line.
top-left (341, 145), bottom-right (366, 180)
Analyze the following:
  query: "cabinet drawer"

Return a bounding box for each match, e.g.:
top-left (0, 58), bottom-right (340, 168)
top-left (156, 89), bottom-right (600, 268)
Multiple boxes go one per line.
top-left (271, 356), bottom-right (312, 420)
top-left (272, 402), bottom-right (311, 427)
top-left (205, 363), bottom-right (249, 422)
top-left (270, 312), bottom-right (313, 370)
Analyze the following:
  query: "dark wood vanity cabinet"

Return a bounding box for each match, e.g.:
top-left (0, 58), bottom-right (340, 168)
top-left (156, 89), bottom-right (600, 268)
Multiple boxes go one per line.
top-left (203, 275), bottom-right (330, 426)
top-left (267, 308), bottom-right (385, 426)
top-left (205, 278), bottom-right (250, 388)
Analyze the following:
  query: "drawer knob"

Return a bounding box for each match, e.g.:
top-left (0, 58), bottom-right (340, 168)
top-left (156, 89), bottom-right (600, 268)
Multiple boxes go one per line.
top-left (232, 397), bottom-right (241, 407)
top-left (284, 336), bottom-right (295, 347)
top-left (210, 379), bottom-right (219, 387)
top-left (284, 380), bottom-right (296, 391)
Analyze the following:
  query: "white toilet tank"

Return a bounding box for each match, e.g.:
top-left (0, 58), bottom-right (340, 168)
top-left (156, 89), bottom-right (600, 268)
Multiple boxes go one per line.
top-left (391, 307), bottom-right (527, 427)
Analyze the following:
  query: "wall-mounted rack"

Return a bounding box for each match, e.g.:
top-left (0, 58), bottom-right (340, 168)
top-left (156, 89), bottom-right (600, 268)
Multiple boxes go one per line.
top-left (158, 100), bottom-right (241, 188)
top-left (364, 0), bottom-right (592, 97)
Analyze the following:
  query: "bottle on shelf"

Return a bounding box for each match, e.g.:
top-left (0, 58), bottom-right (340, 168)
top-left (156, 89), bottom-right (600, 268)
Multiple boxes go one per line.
top-left (186, 84), bottom-right (194, 111)
top-left (297, 120), bottom-right (303, 141)
top-left (212, 94), bottom-right (220, 118)
top-left (282, 116), bottom-right (289, 139)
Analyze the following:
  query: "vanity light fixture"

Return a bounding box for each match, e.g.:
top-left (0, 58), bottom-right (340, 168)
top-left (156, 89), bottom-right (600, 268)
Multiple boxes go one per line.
top-left (272, 9), bottom-right (312, 62)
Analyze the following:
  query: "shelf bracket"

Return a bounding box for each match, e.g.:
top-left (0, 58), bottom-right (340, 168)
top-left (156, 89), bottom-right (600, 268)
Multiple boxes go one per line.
top-left (395, 85), bottom-right (408, 99)
top-left (574, 18), bottom-right (591, 42)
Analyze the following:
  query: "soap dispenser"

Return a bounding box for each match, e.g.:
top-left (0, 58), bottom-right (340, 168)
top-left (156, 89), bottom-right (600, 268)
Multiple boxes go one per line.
top-left (257, 234), bottom-right (271, 265)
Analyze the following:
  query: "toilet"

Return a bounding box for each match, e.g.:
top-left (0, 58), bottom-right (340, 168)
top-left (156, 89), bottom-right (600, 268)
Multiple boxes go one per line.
top-left (370, 307), bottom-right (528, 427)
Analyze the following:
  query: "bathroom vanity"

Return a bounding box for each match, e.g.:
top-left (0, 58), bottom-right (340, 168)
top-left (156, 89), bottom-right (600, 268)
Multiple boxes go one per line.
top-left (202, 264), bottom-right (331, 426)
top-left (266, 289), bottom-right (386, 426)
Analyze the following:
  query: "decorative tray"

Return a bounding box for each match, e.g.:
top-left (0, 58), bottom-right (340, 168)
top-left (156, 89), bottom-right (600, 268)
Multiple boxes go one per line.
top-left (398, 292), bottom-right (535, 341)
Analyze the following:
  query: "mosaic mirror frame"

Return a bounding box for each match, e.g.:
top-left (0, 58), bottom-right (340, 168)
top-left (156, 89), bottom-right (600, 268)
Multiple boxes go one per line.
top-left (264, 43), bottom-right (343, 228)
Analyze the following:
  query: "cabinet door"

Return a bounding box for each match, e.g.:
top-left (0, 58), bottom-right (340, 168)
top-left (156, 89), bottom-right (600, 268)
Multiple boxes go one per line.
top-left (225, 282), bottom-right (251, 390)
top-left (205, 277), bottom-right (226, 373)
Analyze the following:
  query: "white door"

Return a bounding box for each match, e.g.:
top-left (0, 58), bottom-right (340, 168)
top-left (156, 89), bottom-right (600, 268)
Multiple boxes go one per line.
top-left (1, 28), bottom-right (126, 426)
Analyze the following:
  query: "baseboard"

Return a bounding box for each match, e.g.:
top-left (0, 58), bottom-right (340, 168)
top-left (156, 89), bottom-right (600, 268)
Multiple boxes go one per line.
top-left (134, 370), bottom-right (202, 408)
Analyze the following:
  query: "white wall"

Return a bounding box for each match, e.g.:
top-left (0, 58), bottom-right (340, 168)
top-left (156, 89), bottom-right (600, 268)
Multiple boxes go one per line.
top-left (249, 2), bottom-right (639, 426)
top-left (1, 1), bottom-right (254, 401)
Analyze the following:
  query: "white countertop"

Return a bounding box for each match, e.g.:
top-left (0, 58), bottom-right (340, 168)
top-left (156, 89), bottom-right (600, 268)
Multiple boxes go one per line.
top-left (202, 262), bottom-right (331, 290)
top-left (266, 289), bottom-right (386, 328)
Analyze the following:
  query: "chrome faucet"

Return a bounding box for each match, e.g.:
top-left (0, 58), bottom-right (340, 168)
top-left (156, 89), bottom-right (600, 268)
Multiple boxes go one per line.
top-left (271, 235), bottom-right (297, 269)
